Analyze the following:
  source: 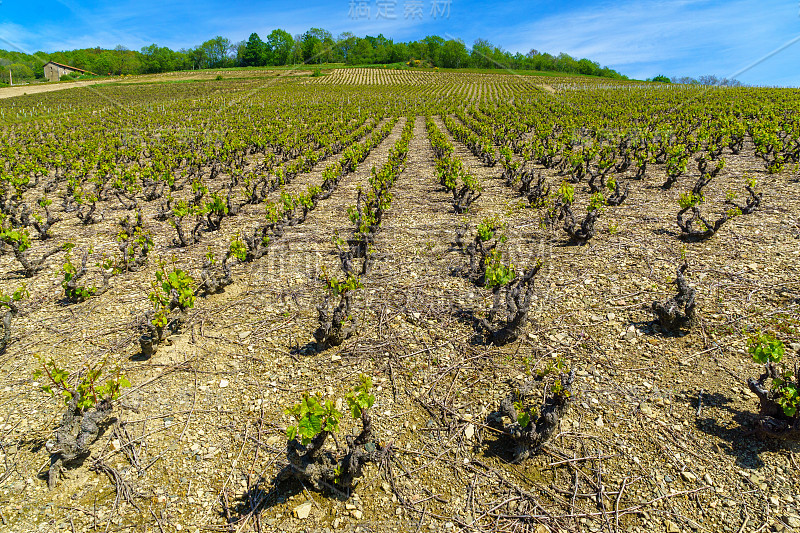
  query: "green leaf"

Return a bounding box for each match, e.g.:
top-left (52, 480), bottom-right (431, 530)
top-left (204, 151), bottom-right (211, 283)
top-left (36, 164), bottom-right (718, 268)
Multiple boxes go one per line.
top-left (349, 403), bottom-right (361, 419)
top-left (298, 414), bottom-right (322, 439)
top-left (323, 415), bottom-right (339, 433)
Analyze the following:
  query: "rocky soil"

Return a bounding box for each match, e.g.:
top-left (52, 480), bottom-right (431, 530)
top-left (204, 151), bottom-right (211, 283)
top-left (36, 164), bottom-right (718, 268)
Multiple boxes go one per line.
top-left (0, 96), bottom-right (799, 533)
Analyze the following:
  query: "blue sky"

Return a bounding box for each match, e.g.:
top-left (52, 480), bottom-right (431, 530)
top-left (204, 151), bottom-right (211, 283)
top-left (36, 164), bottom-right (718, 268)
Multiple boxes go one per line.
top-left (1, 0), bottom-right (799, 85)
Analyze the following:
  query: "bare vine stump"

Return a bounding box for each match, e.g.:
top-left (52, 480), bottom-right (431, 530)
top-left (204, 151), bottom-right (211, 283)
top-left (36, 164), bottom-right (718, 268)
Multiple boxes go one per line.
top-left (0, 304), bottom-right (17, 355)
top-left (747, 363), bottom-right (800, 440)
top-left (563, 206), bottom-right (599, 244)
top-left (197, 256), bottom-right (233, 295)
top-left (652, 263), bottom-right (696, 333)
top-left (46, 396), bottom-right (113, 488)
top-left (314, 292), bottom-right (357, 351)
top-left (478, 262), bottom-right (543, 345)
top-left (279, 412), bottom-right (381, 494)
top-left (488, 370), bottom-right (576, 463)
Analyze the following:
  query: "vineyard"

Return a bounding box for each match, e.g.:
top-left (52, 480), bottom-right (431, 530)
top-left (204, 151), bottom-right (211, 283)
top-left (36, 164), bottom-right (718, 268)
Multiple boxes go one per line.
top-left (0, 68), bottom-right (799, 532)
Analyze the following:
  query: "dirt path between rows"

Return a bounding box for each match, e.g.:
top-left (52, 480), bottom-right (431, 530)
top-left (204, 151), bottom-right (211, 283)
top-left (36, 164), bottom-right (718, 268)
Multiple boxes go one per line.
top-left (272, 117), bottom-right (408, 287)
top-left (0, 80), bottom-right (102, 99)
top-left (431, 115), bottom-right (513, 220)
top-left (373, 116), bottom-right (457, 255)
top-left (0, 69), bottom-right (319, 100)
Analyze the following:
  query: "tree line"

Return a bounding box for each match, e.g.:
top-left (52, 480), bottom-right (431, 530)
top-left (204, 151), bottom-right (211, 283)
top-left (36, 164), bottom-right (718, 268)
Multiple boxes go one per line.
top-left (0, 28), bottom-right (628, 81)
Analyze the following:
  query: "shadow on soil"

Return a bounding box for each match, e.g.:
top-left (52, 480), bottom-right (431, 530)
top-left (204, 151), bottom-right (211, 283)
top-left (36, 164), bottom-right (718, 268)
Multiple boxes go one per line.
top-left (630, 319), bottom-right (692, 339)
top-left (450, 306), bottom-right (490, 346)
top-left (689, 391), bottom-right (789, 469)
top-left (34, 417), bottom-right (116, 484)
top-left (480, 428), bottom-right (517, 464)
top-left (220, 475), bottom-right (302, 527)
top-left (291, 341), bottom-right (320, 357)
top-left (220, 473), bottom-right (351, 527)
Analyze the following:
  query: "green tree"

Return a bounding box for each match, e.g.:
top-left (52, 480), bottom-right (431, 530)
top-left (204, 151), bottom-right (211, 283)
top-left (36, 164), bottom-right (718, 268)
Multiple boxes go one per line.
top-left (90, 52), bottom-right (113, 75)
top-left (141, 44), bottom-right (182, 73)
top-left (554, 52), bottom-right (578, 73)
top-left (266, 29), bottom-right (294, 65)
top-left (349, 38), bottom-right (374, 65)
top-left (8, 63), bottom-right (35, 80)
top-left (439, 39), bottom-right (468, 68)
top-left (290, 34), bottom-right (304, 64)
top-left (302, 28), bottom-right (333, 64)
top-left (471, 38), bottom-right (494, 68)
top-left (577, 58), bottom-right (599, 76)
top-left (187, 47), bottom-right (207, 70)
top-left (337, 32), bottom-right (358, 63)
top-left (242, 33), bottom-right (267, 66)
top-left (389, 41), bottom-right (408, 63)
top-left (422, 35), bottom-right (445, 65)
top-left (200, 36), bottom-right (232, 68)
top-left (407, 40), bottom-right (427, 63)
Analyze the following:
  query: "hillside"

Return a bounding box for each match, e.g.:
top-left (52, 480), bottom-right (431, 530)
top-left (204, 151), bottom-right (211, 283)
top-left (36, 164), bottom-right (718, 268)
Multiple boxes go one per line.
top-left (0, 71), bottom-right (797, 532)
top-left (0, 30), bottom-right (627, 84)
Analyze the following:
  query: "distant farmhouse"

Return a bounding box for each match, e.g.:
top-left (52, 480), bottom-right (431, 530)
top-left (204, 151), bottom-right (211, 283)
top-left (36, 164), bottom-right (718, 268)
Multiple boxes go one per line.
top-left (43, 61), bottom-right (98, 82)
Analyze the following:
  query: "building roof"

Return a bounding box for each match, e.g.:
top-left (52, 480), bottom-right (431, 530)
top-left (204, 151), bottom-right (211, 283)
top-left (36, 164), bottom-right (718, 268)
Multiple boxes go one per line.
top-left (44, 61), bottom-right (98, 76)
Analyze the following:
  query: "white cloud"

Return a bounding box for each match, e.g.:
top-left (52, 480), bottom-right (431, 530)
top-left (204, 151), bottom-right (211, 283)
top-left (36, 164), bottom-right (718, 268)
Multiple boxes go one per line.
top-left (500, 0), bottom-right (800, 84)
top-left (4, 0), bottom-right (798, 84)
top-left (0, 22), bottom-right (44, 54)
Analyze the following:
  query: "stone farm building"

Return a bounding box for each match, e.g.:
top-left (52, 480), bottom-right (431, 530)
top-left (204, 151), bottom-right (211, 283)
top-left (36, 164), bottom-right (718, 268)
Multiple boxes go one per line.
top-left (43, 61), bottom-right (97, 82)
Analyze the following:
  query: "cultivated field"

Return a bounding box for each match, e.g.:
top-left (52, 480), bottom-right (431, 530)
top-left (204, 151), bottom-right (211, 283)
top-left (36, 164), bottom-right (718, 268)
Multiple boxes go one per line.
top-left (0, 68), bottom-right (799, 533)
